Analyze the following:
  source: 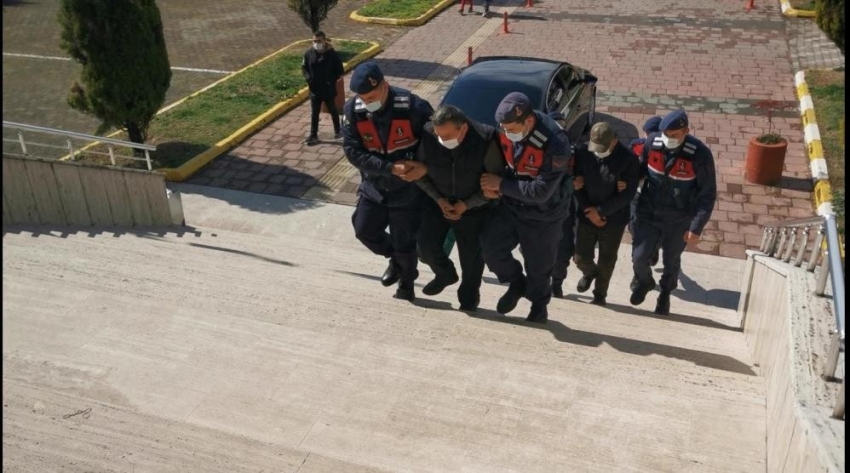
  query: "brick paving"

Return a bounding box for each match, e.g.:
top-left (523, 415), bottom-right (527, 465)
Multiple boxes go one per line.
top-left (786, 15), bottom-right (845, 71)
top-left (191, 1), bottom-right (820, 258)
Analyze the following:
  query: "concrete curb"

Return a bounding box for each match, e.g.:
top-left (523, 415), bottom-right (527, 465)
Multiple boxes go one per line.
top-left (780, 0), bottom-right (817, 18)
top-left (794, 70), bottom-right (833, 216)
top-left (61, 40), bottom-right (382, 182)
top-left (350, 0), bottom-right (455, 26)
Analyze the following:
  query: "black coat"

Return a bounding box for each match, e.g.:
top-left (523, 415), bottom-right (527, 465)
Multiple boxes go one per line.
top-left (414, 119), bottom-right (503, 209)
top-left (573, 141), bottom-right (640, 226)
top-left (301, 47), bottom-right (344, 99)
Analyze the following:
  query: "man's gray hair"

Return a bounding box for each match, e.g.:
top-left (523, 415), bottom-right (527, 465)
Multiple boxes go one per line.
top-left (431, 105), bottom-right (467, 128)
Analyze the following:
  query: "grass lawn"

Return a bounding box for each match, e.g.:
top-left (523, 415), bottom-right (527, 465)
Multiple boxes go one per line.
top-left (357, 0), bottom-right (444, 19)
top-left (80, 40), bottom-right (371, 170)
top-left (788, 0), bottom-right (816, 10)
top-left (806, 69), bottom-right (844, 233)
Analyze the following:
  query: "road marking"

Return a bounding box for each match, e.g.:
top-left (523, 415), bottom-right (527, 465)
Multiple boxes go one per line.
top-left (3, 52), bottom-right (233, 74)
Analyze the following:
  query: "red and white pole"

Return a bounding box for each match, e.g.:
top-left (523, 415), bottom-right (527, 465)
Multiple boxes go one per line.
top-left (503, 12), bottom-right (509, 33)
top-left (745, 0), bottom-right (754, 10)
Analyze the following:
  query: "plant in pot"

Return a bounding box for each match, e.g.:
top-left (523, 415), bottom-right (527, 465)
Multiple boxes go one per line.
top-left (745, 99), bottom-right (794, 186)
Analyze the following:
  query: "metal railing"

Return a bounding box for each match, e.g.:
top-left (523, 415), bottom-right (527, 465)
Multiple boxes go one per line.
top-left (2, 121), bottom-right (155, 170)
top-left (760, 214), bottom-right (845, 418)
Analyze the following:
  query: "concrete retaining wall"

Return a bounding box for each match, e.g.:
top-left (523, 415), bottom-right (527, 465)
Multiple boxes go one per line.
top-left (738, 251), bottom-right (844, 472)
top-left (2, 155), bottom-right (180, 228)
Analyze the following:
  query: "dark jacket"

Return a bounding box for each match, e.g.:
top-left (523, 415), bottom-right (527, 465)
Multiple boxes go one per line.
top-left (301, 46), bottom-right (344, 99)
top-left (573, 141), bottom-right (640, 226)
top-left (342, 86), bottom-right (434, 206)
top-left (498, 111), bottom-right (573, 222)
top-left (637, 133), bottom-right (717, 234)
top-left (414, 119), bottom-right (503, 210)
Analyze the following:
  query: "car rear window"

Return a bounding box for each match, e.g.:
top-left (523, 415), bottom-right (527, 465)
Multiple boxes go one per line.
top-left (440, 78), bottom-right (544, 128)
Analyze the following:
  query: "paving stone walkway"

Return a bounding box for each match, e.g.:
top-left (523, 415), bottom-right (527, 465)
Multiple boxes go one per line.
top-left (189, 0), bottom-right (826, 259)
top-left (786, 15), bottom-right (845, 71)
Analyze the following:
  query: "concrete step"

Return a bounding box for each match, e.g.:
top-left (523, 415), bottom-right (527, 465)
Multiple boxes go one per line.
top-left (2, 187), bottom-right (767, 472)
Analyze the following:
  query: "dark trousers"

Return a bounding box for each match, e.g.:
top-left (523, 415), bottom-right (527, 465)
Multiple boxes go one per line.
top-left (631, 216), bottom-right (690, 292)
top-left (309, 95), bottom-right (340, 138)
top-left (352, 194), bottom-right (422, 283)
top-left (418, 200), bottom-right (490, 304)
top-left (552, 202), bottom-right (577, 282)
top-left (482, 204), bottom-right (564, 306)
top-left (574, 220), bottom-right (627, 298)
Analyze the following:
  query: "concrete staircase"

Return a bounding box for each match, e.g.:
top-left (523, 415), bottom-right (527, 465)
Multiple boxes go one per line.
top-left (2, 184), bottom-right (766, 472)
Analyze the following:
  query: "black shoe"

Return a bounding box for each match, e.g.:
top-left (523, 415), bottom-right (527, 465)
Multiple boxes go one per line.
top-left (526, 303), bottom-right (548, 323)
top-left (552, 278), bottom-right (564, 298)
top-left (422, 272), bottom-right (459, 296)
top-left (650, 250), bottom-right (660, 267)
top-left (459, 298), bottom-right (479, 312)
top-left (303, 135), bottom-right (319, 146)
top-left (630, 281), bottom-right (656, 306)
top-left (576, 275), bottom-right (595, 293)
top-left (496, 276), bottom-right (526, 315)
top-left (655, 291), bottom-right (671, 315)
top-left (394, 282), bottom-right (415, 302)
top-left (590, 294), bottom-right (606, 306)
top-left (381, 260), bottom-right (400, 287)
top-left (629, 276), bottom-right (640, 292)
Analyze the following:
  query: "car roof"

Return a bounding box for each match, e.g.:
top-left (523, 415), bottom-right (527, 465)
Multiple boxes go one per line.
top-left (453, 57), bottom-right (563, 100)
top-left (440, 57), bottom-right (565, 127)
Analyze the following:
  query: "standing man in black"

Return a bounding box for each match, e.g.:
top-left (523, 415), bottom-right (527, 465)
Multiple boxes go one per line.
top-left (406, 105), bottom-right (503, 312)
top-left (342, 61), bottom-right (434, 301)
top-left (479, 92), bottom-right (573, 323)
top-left (572, 123), bottom-right (640, 306)
top-left (301, 31), bottom-right (344, 145)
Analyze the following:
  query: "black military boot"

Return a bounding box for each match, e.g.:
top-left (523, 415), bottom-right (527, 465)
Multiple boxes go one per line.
top-left (526, 303), bottom-right (548, 323)
top-left (496, 276), bottom-right (526, 315)
top-left (381, 259), bottom-right (400, 287)
top-left (394, 281), bottom-right (415, 302)
top-left (655, 290), bottom-right (671, 315)
top-left (576, 274), bottom-right (595, 293)
top-left (552, 278), bottom-right (564, 298)
top-left (458, 294), bottom-right (480, 312)
top-left (422, 271), bottom-right (459, 296)
top-left (590, 292), bottom-right (606, 306)
top-left (630, 280), bottom-right (656, 306)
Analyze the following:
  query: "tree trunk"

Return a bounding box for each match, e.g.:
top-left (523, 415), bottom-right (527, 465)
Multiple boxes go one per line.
top-left (310, 5), bottom-right (319, 31)
top-left (126, 121), bottom-right (146, 158)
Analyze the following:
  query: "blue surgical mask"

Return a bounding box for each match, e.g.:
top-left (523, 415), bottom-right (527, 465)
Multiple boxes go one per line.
top-left (313, 43), bottom-right (326, 52)
top-left (364, 100), bottom-right (382, 112)
top-left (505, 131), bottom-right (525, 142)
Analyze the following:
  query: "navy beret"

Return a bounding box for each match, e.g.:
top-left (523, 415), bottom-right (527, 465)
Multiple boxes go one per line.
top-left (659, 110), bottom-right (688, 132)
top-left (350, 61), bottom-right (384, 94)
top-left (642, 116), bottom-right (663, 133)
top-left (495, 92), bottom-right (532, 123)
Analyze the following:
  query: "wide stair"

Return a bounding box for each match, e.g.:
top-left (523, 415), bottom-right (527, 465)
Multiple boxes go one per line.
top-left (2, 186), bottom-right (766, 472)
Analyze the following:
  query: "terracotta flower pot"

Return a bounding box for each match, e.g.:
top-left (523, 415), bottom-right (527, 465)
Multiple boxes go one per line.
top-left (745, 136), bottom-right (787, 186)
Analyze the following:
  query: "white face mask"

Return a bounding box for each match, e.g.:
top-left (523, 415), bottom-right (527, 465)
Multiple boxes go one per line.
top-left (438, 136), bottom-right (460, 149)
top-left (594, 150), bottom-right (612, 159)
top-left (313, 42), bottom-right (325, 52)
top-left (364, 100), bottom-right (382, 112)
top-left (503, 120), bottom-right (529, 143)
top-left (661, 134), bottom-right (682, 149)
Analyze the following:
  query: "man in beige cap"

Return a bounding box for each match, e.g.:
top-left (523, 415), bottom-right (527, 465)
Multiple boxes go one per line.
top-left (571, 122), bottom-right (640, 305)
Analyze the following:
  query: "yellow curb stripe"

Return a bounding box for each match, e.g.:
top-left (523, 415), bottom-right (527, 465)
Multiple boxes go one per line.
top-left (780, 0), bottom-right (817, 17)
top-left (351, 0), bottom-right (456, 26)
top-left (159, 41), bottom-right (383, 182)
top-left (806, 139), bottom-right (824, 160)
top-left (793, 69), bottom-right (833, 216)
